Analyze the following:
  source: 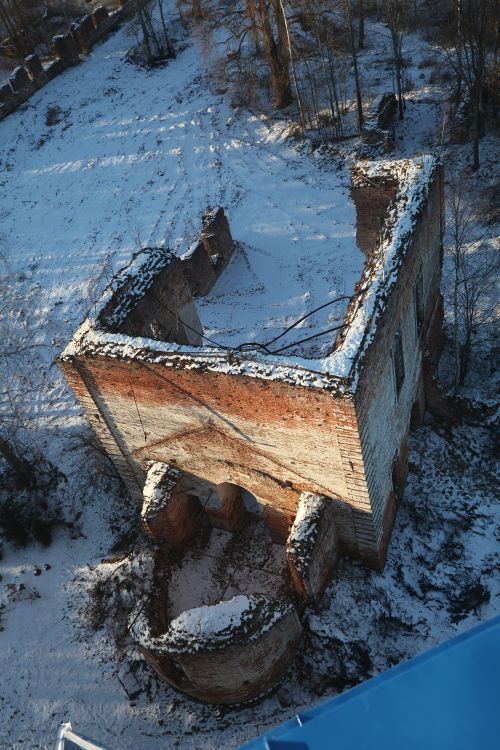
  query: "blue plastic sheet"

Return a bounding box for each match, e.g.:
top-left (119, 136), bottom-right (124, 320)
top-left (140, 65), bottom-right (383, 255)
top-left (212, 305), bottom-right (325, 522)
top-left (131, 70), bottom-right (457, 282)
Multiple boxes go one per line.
top-left (241, 615), bottom-right (500, 749)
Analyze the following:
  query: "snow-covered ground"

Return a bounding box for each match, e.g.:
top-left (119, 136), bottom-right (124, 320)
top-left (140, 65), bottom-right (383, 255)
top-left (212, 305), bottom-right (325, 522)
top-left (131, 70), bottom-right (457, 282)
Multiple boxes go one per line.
top-left (0, 6), bottom-right (498, 750)
top-left (0, 14), bottom-right (363, 363)
top-left (166, 517), bottom-right (288, 620)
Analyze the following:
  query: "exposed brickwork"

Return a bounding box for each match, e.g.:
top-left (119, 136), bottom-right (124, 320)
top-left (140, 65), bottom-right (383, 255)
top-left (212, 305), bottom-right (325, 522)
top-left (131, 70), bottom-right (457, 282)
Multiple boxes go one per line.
top-left (142, 462), bottom-right (203, 545)
top-left (9, 66), bottom-right (31, 93)
top-left (59, 164), bottom-right (444, 573)
top-left (117, 257), bottom-right (203, 346)
top-left (350, 177), bottom-right (398, 255)
top-left (58, 358), bottom-right (144, 502)
top-left (132, 596), bottom-right (303, 704)
top-left (24, 54), bottom-right (44, 80)
top-left (204, 482), bottom-right (247, 531)
top-left (61, 353), bottom-right (366, 551)
top-left (145, 491), bottom-right (202, 544)
top-left (94, 211), bottom-right (234, 347)
top-left (52, 34), bottom-right (80, 67)
top-left (361, 94), bottom-right (397, 152)
top-left (200, 207), bottom-right (234, 267)
top-left (263, 505), bottom-right (296, 544)
top-left (181, 241), bottom-right (217, 295)
top-left (0, 0), bottom-right (135, 122)
top-left (0, 82), bottom-right (16, 107)
top-left (70, 15), bottom-right (95, 54)
top-left (286, 493), bottom-right (339, 603)
top-left (58, 158), bottom-right (445, 701)
top-left (353, 166), bottom-right (444, 566)
top-left (91, 5), bottom-right (109, 27)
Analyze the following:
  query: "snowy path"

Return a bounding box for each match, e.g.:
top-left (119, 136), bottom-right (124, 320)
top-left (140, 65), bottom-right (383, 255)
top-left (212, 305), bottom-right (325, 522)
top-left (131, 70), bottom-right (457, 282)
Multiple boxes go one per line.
top-left (1, 18), bottom-right (362, 364)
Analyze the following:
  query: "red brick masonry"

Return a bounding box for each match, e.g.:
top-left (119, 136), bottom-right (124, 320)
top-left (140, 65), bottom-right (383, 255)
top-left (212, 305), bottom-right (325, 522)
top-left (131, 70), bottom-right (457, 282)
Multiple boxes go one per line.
top-left (58, 157), bottom-right (444, 702)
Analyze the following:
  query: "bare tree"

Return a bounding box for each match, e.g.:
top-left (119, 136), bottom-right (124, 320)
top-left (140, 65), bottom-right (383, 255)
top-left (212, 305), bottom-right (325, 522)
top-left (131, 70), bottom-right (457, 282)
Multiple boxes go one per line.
top-left (276, 0), bottom-right (306, 126)
top-left (259, 0), bottom-right (292, 107)
top-left (457, 243), bottom-right (498, 382)
top-left (133, 0), bottom-right (175, 65)
top-left (0, 0), bottom-right (37, 56)
top-left (192, 0), bottom-right (203, 20)
top-left (0, 253), bottom-right (38, 488)
top-left (383, 0), bottom-right (405, 120)
top-left (446, 166), bottom-right (499, 386)
top-left (445, 0), bottom-right (496, 170)
top-left (345, 0), bottom-right (364, 130)
top-left (357, 0), bottom-right (365, 49)
top-left (210, 0), bottom-right (292, 108)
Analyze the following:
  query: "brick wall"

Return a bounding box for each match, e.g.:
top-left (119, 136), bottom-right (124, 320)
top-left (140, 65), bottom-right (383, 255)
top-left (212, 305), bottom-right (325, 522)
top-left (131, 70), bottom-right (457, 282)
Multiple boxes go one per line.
top-left (96, 210), bottom-right (234, 346)
top-left (132, 596), bottom-right (303, 704)
top-left (117, 257), bottom-right (203, 346)
top-left (353, 167), bottom-right (444, 567)
top-left (286, 492), bottom-right (339, 603)
top-left (351, 178), bottom-right (399, 255)
top-left (58, 161), bottom-right (444, 573)
top-left (0, 1), bottom-right (135, 122)
top-left (61, 352), bottom-right (369, 558)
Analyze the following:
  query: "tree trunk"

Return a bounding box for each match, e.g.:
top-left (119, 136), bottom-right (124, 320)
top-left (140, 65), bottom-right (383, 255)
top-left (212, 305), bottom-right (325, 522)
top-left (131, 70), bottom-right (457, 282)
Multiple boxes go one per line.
top-left (453, 243), bottom-right (461, 391)
top-left (275, 0), bottom-right (305, 128)
top-left (459, 334), bottom-right (472, 383)
top-left (192, 0), bottom-right (202, 21)
top-left (394, 39), bottom-right (404, 120)
top-left (358, 0), bottom-right (365, 49)
top-left (346, 0), bottom-right (363, 130)
top-left (135, 0), bottom-right (154, 64)
top-left (258, 0), bottom-right (292, 108)
top-left (471, 82), bottom-right (481, 170)
top-left (384, 1), bottom-right (404, 120)
top-left (247, 0), bottom-right (261, 55)
top-left (0, 0), bottom-right (32, 56)
top-left (159, 1), bottom-right (175, 58)
top-left (0, 435), bottom-right (36, 489)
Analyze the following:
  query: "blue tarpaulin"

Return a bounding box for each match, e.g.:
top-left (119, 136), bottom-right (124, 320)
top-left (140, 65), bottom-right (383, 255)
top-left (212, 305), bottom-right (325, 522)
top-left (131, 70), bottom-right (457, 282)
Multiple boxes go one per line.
top-left (240, 615), bottom-right (500, 749)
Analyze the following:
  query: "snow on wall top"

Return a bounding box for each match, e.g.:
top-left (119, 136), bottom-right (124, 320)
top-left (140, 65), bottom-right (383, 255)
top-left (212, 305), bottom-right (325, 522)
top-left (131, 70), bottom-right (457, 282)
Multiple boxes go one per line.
top-left (130, 594), bottom-right (295, 655)
top-left (332, 155), bottom-right (439, 384)
top-left (58, 156), bottom-right (440, 396)
top-left (288, 492), bottom-right (326, 545)
top-left (141, 462), bottom-right (181, 521)
top-left (96, 247), bottom-right (177, 331)
top-left (286, 492), bottom-right (328, 577)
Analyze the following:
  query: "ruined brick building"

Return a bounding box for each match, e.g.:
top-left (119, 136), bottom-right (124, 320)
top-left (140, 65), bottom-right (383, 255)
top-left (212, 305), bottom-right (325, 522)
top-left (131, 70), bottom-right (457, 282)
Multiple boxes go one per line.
top-left (58, 156), bottom-right (444, 703)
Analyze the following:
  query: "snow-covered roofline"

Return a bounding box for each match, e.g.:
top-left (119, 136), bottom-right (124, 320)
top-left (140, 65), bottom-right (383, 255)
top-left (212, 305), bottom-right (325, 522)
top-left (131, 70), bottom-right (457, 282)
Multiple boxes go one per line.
top-left (58, 155), bottom-right (440, 396)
